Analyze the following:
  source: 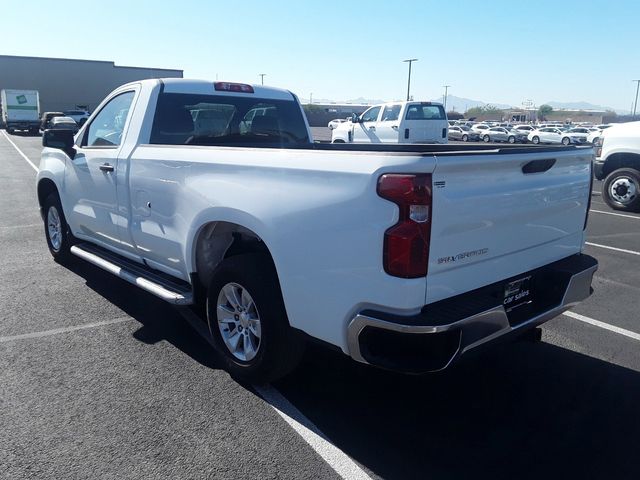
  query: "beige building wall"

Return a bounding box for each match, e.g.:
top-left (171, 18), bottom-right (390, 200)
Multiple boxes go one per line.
top-left (0, 55), bottom-right (182, 113)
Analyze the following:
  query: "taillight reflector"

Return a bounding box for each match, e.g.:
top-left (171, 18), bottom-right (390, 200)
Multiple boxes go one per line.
top-left (377, 174), bottom-right (432, 278)
top-left (214, 82), bottom-right (254, 93)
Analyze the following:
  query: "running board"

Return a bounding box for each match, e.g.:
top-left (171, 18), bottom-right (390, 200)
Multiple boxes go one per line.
top-left (70, 243), bottom-right (194, 305)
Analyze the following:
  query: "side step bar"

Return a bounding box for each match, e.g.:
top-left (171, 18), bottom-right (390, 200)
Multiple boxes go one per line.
top-left (70, 243), bottom-right (194, 305)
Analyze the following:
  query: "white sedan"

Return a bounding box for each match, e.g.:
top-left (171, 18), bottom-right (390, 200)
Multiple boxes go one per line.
top-left (328, 118), bottom-right (348, 130)
top-left (528, 127), bottom-right (572, 145)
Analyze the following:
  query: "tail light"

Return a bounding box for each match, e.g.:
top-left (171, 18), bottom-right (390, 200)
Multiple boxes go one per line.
top-left (594, 137), bottom-right (603, 158)
top-left (377, 174), bottom-right (432, 278)
top-left (214, 82), bottom-right (254, 93)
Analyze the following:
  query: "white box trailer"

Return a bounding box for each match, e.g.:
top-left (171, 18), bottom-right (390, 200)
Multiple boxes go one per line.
top-left (1, 89), bottom-right (41, 133)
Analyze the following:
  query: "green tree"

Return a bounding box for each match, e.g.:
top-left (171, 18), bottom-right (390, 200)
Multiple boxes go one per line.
top-left (538, 104), bottom-right (553, 120)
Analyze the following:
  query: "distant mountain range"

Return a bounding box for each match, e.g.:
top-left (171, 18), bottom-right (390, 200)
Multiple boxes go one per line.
top-left (312, 95), bottom-right (624, 114)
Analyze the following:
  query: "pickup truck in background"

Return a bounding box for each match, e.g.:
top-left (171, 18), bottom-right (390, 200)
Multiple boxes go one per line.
top-left (1, 88), bottom-right (40, 134)
top-left (37, 79), bottom-right (597, 382)
top-left (595, 121), bottom-right (640, 212)
top-left (331, 101), bottom-right (448, 144)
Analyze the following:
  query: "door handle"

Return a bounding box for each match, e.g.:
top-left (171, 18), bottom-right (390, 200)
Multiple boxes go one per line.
top-left (369, 126), bottom-right (376, 130)
top-left (391, 125), bottom-right (398, 130)
top-left (99, 163), bottom-right (114, 172)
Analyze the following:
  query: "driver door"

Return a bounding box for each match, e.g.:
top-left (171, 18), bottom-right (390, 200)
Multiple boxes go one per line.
top-left (64, 90), bottom-right (135, 250)
top-left (352, 106), bottom-right (381, 142)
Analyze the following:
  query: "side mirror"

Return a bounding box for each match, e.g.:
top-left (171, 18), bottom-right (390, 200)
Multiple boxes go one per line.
top-left (43, 129), bottom-right (76, 159)
top-left (351, 113), bottom-right (360, 123)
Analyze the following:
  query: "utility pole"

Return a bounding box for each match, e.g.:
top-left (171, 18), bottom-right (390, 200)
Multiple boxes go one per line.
top-left (633, 79), bottom-right (640, 117)
top-left (310, 92), bottom-right (313, 104)
top-left (259, 73), bottom-right (266, 85)
top-left (442, 85), bottom-right (451, 110)
top-left (403, 58), bottom-right (418, 101)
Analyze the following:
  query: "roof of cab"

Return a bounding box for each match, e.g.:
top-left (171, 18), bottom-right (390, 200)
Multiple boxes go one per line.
top-left (155, 78), bottom-right (296, 101)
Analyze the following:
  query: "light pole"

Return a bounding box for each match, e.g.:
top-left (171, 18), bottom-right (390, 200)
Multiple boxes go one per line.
top-left (403, 58), bottom-right (418, 101)
top-left (633, 79), bottom-right (640, 117)
top-left (442, 85), bottom-right (451, 110)
top-left (310, 92), bottom-right (313, 104)
top-left (259, 73), bottom-right (266, 85)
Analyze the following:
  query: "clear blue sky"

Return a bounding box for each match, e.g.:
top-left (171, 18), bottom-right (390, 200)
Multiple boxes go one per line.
top-left (3, 0), bottom-right (639, 111)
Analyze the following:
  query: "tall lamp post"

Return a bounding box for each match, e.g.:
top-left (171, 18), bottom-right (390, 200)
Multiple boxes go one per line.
top-left (633, 79), bottom-right (640, 117)
top-left (259, 73), bottom-right (266, 85)
top-left (403, 58), bottom-right (418, 101)
top-left (442, 85), bottom-right (451, 110)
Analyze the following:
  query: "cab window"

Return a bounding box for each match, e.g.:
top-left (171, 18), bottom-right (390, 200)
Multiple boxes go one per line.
top-left (405, 104), bottom-right (446, 120)
top-left (381, 105), bottom-right (401, 122)
top-left (82, 91), bottom-right (135, 147)
top-left (360, 106), bottom-right (381, 123)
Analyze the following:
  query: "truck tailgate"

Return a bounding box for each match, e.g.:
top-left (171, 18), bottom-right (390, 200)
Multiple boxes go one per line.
top-left (427, 148), bottom-right (592, 304)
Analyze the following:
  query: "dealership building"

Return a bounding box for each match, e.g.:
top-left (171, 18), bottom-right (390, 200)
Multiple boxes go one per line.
top-left (0, 54), bottom-right (183, 113)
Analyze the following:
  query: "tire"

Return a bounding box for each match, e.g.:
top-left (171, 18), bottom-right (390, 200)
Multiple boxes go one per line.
top-left (532, 136), bottom-right (540, 144)
top-left (602, 168), bottom-right (640, 212)
top-left (332, 139), bottom-right (345, 143)
top-left (462, 134), bottom-right (468, 142)
top-left (508, 136), bottom-right (516, 144)
top-left (43, 192), bottom-right (75, 261)
top-left (6, 127), bottom-right (14, 134)
top-left (483, 135), bottom-right (490, 143)
top-left (206, 254), bottom-right (305, 383)
top-left (562, 137), bottom-right (570, 146)
top-left (591, 137), bottom-right (600, 145)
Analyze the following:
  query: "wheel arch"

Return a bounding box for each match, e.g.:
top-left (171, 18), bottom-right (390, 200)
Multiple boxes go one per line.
top-left (602, 152), bottom-right (640, 178)
top-left (188, 215), bottom-right (278, 293)
top-left (36, 177), bottom-right (59, 213)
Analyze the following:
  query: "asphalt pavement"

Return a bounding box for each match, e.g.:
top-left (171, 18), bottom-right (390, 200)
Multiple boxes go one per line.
top-left (1, 131), bottom-right (639, 480)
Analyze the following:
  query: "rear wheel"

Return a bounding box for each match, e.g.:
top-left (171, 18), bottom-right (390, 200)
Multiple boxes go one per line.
top-left (532, 136), bottom-right (540, 144)
top-left (562, 137), bottom-right (571, 145)
top-left (332, 139), bottom-right (345, 143)
top-left (508, 136), bottom-right (516, 144)
top-left (602, 168), bottom-right (640, 212)
top-left (483, 135), bottom-right (490, 143)
top-left (206, 254), bottom-right (305, 383)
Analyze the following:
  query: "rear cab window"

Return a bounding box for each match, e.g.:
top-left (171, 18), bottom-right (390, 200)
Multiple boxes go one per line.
top-left (150, 92), bottom-right (309, 147)
top-left (405, 103), bottom-right (446, 120)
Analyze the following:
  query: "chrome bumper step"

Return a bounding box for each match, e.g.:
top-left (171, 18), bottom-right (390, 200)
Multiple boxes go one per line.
top-left (70, 243), bottom-right (193, 305)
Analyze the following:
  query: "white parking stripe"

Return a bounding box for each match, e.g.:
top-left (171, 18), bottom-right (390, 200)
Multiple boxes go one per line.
top-left (0, 317), bottom-right (132, 343)
top-left (1, 130), bottom-right (39, 172)
top-left (564, 311), bottom-right (640, 342)
top-left (585, 242), bottom-right (640, 256)
top-left (177, 308), bottom-right (372, 480)
top-left (590, 209), bottom-right (640, 220)
top-left (255, 385), bottom-right (373, 480)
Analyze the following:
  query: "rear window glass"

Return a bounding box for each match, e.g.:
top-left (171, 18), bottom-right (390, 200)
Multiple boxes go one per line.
top-left (405, 104), bottom-right (446, 120)
top-left (150, 93), bottom-right (309, 147)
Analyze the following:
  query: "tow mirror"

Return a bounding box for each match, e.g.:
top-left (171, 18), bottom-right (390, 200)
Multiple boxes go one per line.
top-left (43, 129), bottom-right (76, 159)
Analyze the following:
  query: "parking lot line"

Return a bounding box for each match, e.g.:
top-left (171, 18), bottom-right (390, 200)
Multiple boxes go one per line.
top-left (1, 130), bottom-right (39, 172)
top-left (585, 242), bottom-right (640, 256)
top-left (590, 209), bottom-right (640, 220)
top-left (564, 311), bottom-right (640, 342)
top-left (0, 317), bottom-right (132, 343)
top-left (255, 384), bottom-right (373, 480)
top-left (177, 307), bottom-right (372, 480)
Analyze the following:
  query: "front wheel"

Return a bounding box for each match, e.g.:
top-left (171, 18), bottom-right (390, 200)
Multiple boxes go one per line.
top-left (562, 137), bottom-right (571, 145)
top-left (532, 136), bottom-right (540, 144)
top-left (462, 134), bottom-right (468, 142)
top-left (508, 136), bottom-right (516, 144)
top-left (206, 254), bottom-right (305, 383)
top-left (43, 193), bottom-right (75, 261)
top-left (483, 135), bottom-right (490, 143)
top-left (602, 168), bottom-right (640, 212)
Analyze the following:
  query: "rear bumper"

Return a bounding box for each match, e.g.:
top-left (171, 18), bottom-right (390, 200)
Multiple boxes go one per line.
top-left (7, 120), bottom-right (39, 130)
top-left (347, 253), bottom-right (597, 373)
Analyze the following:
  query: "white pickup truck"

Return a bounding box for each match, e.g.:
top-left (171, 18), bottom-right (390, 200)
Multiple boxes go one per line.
top-left (594, 121), bottom-right (640, 212)
top-left (331, 101), bottom-right (449, 144)
top-left (37, 79), bottom-right (597, 382)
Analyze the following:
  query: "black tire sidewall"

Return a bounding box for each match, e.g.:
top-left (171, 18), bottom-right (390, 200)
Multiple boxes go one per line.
top-left (206, 254), bottom-right (302, 382)
top-left (602, 168), bottom-right (640, 212)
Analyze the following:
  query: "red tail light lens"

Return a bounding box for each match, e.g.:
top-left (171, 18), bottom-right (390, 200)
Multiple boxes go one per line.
top-left (377, 174), bottom-right (432, 278)
top-left (214, 82), bottom-right (254, 93)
